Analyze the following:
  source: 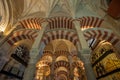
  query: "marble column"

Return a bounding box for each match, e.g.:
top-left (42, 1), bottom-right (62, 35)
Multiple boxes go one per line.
top-left (50, 55), bottom-right (56, 80)
top-left (74, 21), bottom-right (89, 49)
top-left (74, 21), bottom-right (96, 80)
top-left (68, 55), bottom-right (74, 79)
top-left (0, 56), bottom-right (9, 71)
top-left (23, 49), bottom-right (39, 80)
top-left (23, 22), bottom-right (48, 80)
top-left (22, 61), bottom-right (36, 80)
top-left (79, 50), bottom-right (96, 80)
top-left (32, 22), bottom-right (48, 49)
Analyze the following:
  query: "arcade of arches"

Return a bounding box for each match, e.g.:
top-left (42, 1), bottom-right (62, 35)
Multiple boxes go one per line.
top-left (0, 0), bottom-right (120, 80)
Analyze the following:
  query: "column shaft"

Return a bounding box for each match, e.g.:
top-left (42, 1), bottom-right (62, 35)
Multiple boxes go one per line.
top-left (79, 51), bottom-right (96, 80)
top-left (68, 55), bottom-right (74, 79)
top-left (32, 22), bottom-right (48, 49)
top-left (23, 63), bottom-right (36, 80)
top-left (74, 21), bottom-right (89, 49)
top-left (50, 56), bottom-right (55, 79)
top-left (23, 22), bottom-right (48, 80)
top-left (74, 21), bottom-right (96, 80)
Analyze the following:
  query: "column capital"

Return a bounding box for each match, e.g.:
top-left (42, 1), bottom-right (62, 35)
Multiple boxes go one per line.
top-left (73, 21), bottom-right (81, 28)
top-left (73, 21), bottom-right (89, 49)
top-left (32, 22), bottom-right (48, 49)
top-left (41, 22), bottom-right (48, 28)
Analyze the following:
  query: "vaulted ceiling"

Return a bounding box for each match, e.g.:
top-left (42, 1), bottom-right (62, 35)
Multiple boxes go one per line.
top-left (11, 0), bottom-right (83, 19)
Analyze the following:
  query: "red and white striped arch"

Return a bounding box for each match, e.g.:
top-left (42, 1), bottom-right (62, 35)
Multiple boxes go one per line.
top-left (56, 71), bottom-right (68, 79)
top-left (83, 28), bottom-right (120, 46)
top-left (19, 18), bottom-right (45, 30)
top-left (7, 30), bottom-right (38, 46)
top-left (47, 17), bottom-right (75, 30)
top-left (77, 16), bottom-right (104, 29)
top-left (54, 61), bottom-right (70, 71)
top-left (43, 51), bottom-right (53, 56)
top-left (72, 61), bottom-right (83, 68)
top-left (54, 51), bottom-right (70, 58)
top-left (56, 71), bottom-right (68, 76)
top-left (37, 60), bottom-right (51, 67)
top-left (42, 30), bottom-right (79, 46)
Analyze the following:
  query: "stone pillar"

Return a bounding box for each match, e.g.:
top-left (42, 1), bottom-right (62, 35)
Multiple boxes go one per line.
top-left (23, 54), bottom-right (37, 80)
top-left (32, 22), bottom-right (48, 49)
top-left (50, 55), bottom-right (56, 80)
top-left (79, 50), bottom-right (96, 80)
top-left (23, 22), bottom-right (48, 80)
top-left (74, 21), bottom-right (89, 49)
top-left (68, 55), bottom-right (74, 79)
top-left (0, 56), bottom-right (9, 71)
top-left (74, 21), bottom-right (96, 80)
